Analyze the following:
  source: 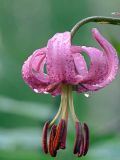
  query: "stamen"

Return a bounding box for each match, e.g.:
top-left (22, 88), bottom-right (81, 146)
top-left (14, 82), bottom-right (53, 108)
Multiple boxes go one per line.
top-left (68, 85), bottom-right (79, 122)
top-left (78, 134), bottom-right (84, 157)
top-left (49, 84), bottom-right (67, 127)
top-left (83, 123), bottom-right (90, 156)
top-left (68, 85), bottom-right (90, 157)
top-left (59, 85), bottom-right (68, 149)
top-left (42, 85), bottom-right (89, 158)
top-left (42, 121), bottom-right (49, 154)
top-left (53, 119), bottom-right (65, 151)
top-left (73, 121), bottom-right (82, 154)
top-left (49, 103), bottom-right (62, 127)
top-left (48, 125), bottom-right (57, 157)
top-left (60, 120), bottom-right (67, 149)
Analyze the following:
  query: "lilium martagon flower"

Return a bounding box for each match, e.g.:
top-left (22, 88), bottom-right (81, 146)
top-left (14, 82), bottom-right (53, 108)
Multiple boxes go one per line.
top-left (22, 16), bottom-right (120, 157)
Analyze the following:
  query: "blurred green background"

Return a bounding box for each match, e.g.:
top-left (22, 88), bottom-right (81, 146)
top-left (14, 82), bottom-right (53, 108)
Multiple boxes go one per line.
top-left (0, 0), bottom-right (120, 159)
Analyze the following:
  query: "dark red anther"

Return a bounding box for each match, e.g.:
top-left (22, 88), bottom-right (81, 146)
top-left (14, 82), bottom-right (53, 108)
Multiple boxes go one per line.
top-left (60, 120), bottom-right (67, 149)
top-left (78, 134), bottom-right (84, 157)
top-left (42, 121), bottom-right (49, 154)
top-left (53, 119), bottom-right (65, 151)
top-left (73, 121), bottom-right (82, 154)
top-left (83, 123), bottom-right (90, 156)
top-left (49, 125), bottom-right (57, 157)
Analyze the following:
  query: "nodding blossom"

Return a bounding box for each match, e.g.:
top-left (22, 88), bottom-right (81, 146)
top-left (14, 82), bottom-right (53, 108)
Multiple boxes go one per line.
top-left (22, 28), bottom-right (119, 157)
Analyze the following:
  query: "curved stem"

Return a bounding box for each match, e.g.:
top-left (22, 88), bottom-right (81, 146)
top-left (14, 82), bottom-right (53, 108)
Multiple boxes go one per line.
top-left (71, 16), bottom-right (120, 38)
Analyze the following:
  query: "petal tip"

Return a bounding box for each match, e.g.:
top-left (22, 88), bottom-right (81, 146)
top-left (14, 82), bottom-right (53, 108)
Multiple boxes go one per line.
top-left (92, 28), bottom-right (100, 37)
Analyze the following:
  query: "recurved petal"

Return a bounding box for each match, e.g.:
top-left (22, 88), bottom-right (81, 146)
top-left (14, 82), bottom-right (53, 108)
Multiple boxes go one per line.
top-left (22, 48), bottom-right (50, 93)
top-left (47, 32), bottom-right (77, 84)
top-left (72, 51), bottom-right (88, 81)
top-left (81, 47), bottom-right (108, 83)
top-left (29, 48), bottom-right (49, 83)
top-left (77, 28), bottom-right (119, 92)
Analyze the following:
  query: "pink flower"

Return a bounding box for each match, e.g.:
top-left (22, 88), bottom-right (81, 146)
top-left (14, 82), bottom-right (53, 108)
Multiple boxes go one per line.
top-left (22, 28), bottom-right (118, 95)
top-left (22, 28), bottom-right (119, 157)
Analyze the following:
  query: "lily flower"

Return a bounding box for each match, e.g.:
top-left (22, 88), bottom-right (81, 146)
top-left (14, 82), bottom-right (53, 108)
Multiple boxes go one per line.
top-left (22, 26), bottom-right (119, 157)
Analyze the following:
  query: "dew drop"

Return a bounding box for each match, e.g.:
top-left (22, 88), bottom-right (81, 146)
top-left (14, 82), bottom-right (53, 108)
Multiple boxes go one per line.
top-left (84, 91), bottom-right (93, 98)
top-left (44, 91), bottom-right (49, 94)
top-left (84, 93), bottom-right (90, 98)
top-left (33, 89), bottom-right (39, 93)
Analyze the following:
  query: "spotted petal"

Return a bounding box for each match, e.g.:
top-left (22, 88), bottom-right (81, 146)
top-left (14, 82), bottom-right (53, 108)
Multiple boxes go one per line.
top-left (72, 49), bottom-right (88, 83)
top-left (22, 48), bottom-right (50, 93)
top-left (47, 32), bottom-right (77, 84)
top-left (76, 28), bottom-right (119, 92)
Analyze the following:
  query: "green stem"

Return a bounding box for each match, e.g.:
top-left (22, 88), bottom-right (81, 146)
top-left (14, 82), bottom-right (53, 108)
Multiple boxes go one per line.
top-left (71, 16), bottom-right (120, 38)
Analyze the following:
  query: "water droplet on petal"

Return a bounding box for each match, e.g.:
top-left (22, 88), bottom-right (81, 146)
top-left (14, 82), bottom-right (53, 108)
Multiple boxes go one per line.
top-left (84, 91), bottom-right (93, 98)
top-left (44, 91), bottom-right (49, 94)
top-left (34, 89), bottom-right (39, 93)
top-left (84, 93), bottom-right (90, 98)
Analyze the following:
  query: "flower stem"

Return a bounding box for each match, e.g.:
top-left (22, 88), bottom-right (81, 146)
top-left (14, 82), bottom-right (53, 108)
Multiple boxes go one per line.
top-left (71, 16), bottom-right (120, 38)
